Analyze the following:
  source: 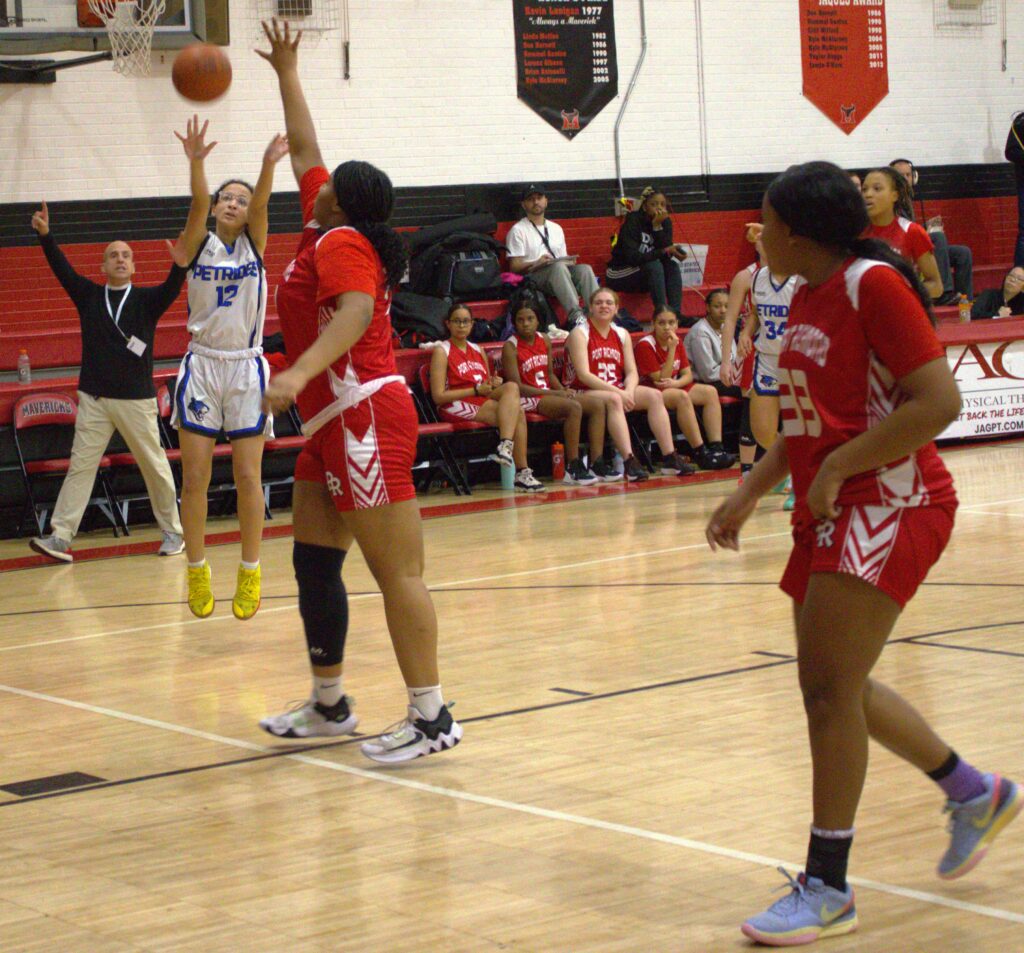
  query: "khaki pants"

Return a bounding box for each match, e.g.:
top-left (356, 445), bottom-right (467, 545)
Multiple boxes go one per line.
top-left (50, 392), bottom-right (182, 542)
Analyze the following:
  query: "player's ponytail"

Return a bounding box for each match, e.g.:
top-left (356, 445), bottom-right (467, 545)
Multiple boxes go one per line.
top-left (331, 160), bottom-right (408, 288)
top-left (766, 160), bottom-right (934, 325)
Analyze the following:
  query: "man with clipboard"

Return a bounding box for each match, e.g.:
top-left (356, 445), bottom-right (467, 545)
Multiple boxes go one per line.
top-left (28, 201), bottom-right (186, 563)
top-left (506, 185), bottom-right (599, 327)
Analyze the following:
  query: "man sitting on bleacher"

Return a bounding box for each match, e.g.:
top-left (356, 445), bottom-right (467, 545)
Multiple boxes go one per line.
top-left (27, 201), bottom-right (185, 563)
top-left (506, 185), bottom-right (599, 327)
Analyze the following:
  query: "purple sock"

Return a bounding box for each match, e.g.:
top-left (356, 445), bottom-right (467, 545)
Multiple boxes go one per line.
top-left (928, 752), bottom-right (987, 803)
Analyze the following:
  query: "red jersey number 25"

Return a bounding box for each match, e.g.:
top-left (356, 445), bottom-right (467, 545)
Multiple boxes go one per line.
top-left (779, 367), bottom-right (821, 438)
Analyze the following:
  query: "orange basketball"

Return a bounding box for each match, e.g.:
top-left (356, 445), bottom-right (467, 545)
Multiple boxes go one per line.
top-left (172, 43), bottom-right (232, 103)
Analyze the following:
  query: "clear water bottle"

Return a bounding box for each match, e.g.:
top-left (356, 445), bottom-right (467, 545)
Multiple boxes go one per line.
top-left (17, 349), bottom-right (31, 384)
top-left (612, 450), bottom-right (624, 476)
top-left (958, 294), bottom-right (971, 324)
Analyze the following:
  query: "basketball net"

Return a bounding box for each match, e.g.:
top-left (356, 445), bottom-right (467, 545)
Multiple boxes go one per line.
top-left (87, 0), bottom-right (167, 76)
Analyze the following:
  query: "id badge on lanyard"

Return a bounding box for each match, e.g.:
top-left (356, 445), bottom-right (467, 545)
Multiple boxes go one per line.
top-left (106, 284), bottom-right (146, 356)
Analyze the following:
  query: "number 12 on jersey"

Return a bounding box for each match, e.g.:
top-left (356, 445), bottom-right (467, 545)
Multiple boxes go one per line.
top-left (216, 284), bottom-right (239, 308)
top-left (778, 367), bottom-right (821, 437)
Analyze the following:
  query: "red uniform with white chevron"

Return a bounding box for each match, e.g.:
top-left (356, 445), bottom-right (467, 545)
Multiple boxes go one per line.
top-left (563, 321), bottom-right (627, 389)
top-left (777, 257), bottom-right (958, 608)
top-left (516, 333), bottom-right (551, 390)
top-left (280, 165), bottom-right (417, 512)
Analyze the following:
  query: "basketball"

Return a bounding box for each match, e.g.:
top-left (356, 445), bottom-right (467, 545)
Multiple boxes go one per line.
top-left (172, 43), bottom-right (232, 102)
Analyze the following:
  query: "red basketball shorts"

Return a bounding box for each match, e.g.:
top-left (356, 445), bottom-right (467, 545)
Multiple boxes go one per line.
top-left (294, 382), bottom-right (417, 512)
top-left (780, 501), bottom-right (956, 609)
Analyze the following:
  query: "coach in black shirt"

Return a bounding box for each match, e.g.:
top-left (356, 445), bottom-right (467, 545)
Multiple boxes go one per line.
top-left (28, 201), bottom-right (186, 563)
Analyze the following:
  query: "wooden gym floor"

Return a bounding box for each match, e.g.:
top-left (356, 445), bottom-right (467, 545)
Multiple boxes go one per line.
top-left (1, 443), bottom-right (1022, 951)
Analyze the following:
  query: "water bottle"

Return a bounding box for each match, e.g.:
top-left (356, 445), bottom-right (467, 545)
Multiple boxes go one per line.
top-left (958, 294), bottom-right (971, 324)
top-left (612, 450), bottom-right (624, 476)
top-left (550, 441), bottom-right (565, 481)
top-left (17, 349), bottom-right (31, 384)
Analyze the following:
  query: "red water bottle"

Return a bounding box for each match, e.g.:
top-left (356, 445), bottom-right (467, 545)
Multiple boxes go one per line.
top-left (551, 441), bottom-right (565, 481)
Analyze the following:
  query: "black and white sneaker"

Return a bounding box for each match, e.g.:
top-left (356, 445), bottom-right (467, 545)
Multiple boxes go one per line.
top-left (708, 442), bottom-right (739, 467)
top-left (661, 451), bottom-right (697, 476)
top-left (590, 458), bottom-right (623, 482)
top-left (488, 438), bottom-right (515, 468)
top-left (259, 695), bottom-right (359, 738)
top-left (563, 457), bottom-right (598, 485)
top-left (361, 703), bottom-right (463, 764)
top-left (693, 444), bottom-right (735, 471)
top-left (514, 467), bottom-right (545, 492)
top-left (624, 455), bottom-right (649, 482)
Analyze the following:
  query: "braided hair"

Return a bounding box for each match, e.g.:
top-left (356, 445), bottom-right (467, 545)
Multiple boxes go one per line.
top-left (765, 161), bottom-right (934, 324)
top-left (331, 160), bottom-right (407, 288)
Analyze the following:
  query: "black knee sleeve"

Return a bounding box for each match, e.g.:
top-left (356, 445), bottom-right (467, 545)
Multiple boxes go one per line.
top-left (739, 399), bottom-right (756, 448)
top-left (293, 541), bottom-right (348, 667)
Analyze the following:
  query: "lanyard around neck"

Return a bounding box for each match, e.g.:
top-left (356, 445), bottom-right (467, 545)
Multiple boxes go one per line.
top-left (105, 284), bottom-right (132, 331)
top-left (531, 221), bottom-right (555, 256)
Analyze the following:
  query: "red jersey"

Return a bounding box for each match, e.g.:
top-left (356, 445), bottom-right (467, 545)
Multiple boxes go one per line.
top-left (778, 257), bottom-right (956, 526)
top-left (634, 333), bottom-right (688, 385)
top-left (867, 217), bottom-right (934, 264)
top-left (275, 166), bottom-right (400, 425)
top-left (564, 321), bottom-right (628, 389)
top-left (440, 339), bottom-right (488, 396)
top-left (516, 333), bottom-right (551, 390)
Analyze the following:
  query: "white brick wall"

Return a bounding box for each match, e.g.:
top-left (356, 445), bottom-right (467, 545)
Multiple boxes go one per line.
top-left (1, 0), bottom-right (1021, 203)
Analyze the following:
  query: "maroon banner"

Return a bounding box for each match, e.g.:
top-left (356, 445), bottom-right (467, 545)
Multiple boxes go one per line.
top-left (799, 0), bottom-right (888, 135)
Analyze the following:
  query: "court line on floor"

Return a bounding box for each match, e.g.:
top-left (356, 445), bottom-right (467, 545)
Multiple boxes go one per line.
top-left (0, 530), bottom-right (793, 653)
top-left (0, 681), bottom-right (1020, 927)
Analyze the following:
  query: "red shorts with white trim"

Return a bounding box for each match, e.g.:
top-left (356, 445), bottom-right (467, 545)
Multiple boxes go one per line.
top-left (294, 382), bottom-right (417, 512)
top-left (440, 395), bottom-right (540, 422)
top-left (780, 501), bottom-right (956, 609)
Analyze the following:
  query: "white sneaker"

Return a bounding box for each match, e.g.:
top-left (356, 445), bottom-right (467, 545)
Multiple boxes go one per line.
top-left (158, 531), bottom-right (185, 556)
top-left (30, 535), bottom-right (73, 563)
top-left (488, 439), bottom-right (515, 468)
top-left (361, 703), bottom-right (462, 764)
top-left (259, 695), bottom-right (358, 739)
top-left (514, 467), bottom-right (545, 492)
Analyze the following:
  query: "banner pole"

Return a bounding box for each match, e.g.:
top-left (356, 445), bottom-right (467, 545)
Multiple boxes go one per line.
top-left (614, 0), bottom-right (647, 202)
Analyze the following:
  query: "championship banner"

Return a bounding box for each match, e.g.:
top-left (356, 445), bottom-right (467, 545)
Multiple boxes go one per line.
top-left (940, 338), bottom-right (1024, 440)
top-left (799, 0), bottom-right (888, 135)
top-left (513, 0), bottom-right (618, 140)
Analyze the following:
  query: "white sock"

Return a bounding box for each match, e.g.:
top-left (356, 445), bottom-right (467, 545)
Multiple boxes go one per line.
top-left (408, 685), bottom-right (443, 720)
top-left (188, 559), bottom-right (206, 569)
top-left (241, 559), bottom-right (259, 571)
top-left (314, 675), bottom-right (344, 708)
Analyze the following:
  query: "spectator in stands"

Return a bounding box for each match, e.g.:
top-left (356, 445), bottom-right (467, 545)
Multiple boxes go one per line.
top-left (501, 304), bottom-right (600, 485)
top-left (685, 288), bottom-right (740, 394)
top-left (430, 304), bottom-right (544, 492)
top-left (971, 266), bottom-right (1024, 319)
top-left (863, 168), bottom-right (943, 300)
top-left (27, 201), bottom-right (185, 563)
top-left (606, 187), bottom-right (688, 316)
top-left (506, 186), bottom-right (599, 327)
top-left (635, 307), bottom-right (735, 470)
top-left (890, 159), bottom-right (973, 305)
top-left (564, 288), bottom-right (692, 480)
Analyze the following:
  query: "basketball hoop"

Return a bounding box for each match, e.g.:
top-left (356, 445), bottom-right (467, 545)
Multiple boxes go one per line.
top-left (87, 0), bottom-right (167, 76)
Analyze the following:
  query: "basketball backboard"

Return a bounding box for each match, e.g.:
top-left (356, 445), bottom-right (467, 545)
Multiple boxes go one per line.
top-left (0, 0), bottom-right (227, 53)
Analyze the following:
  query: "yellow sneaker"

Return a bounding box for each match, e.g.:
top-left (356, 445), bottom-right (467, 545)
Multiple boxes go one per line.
top-left (187, 561), bottom-right (215, 618)
top-left (232, 563), bottom-right (261, 620)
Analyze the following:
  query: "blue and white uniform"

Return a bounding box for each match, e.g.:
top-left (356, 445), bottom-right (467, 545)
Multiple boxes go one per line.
top-left (172, 229), bottom-right (273, 438)
top-left (750, 267), bottom-right (801, 397)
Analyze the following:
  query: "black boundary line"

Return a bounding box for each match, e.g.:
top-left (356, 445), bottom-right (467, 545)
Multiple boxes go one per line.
top-left (5, 619), bottom-right (1024, 808)
top-left (751, 651), bottom-right (795, 660)
top-left (549, 688), bottom-right (593, 697)
top-left (3, 580), bottom-right (1023, 621)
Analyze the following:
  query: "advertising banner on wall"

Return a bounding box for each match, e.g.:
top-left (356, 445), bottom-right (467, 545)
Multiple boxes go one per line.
top-left (941, 338), bottom-right (1024, 440)
top-left (513, 0), bottom-right (618, 140)
top-left (798, 0), bottom-right (888, 135)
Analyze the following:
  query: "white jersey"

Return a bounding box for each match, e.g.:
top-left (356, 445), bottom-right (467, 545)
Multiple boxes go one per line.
top-left (751, 267), bottom-right (801, 358)
top-left (187, 230), bottom-right (267, 352)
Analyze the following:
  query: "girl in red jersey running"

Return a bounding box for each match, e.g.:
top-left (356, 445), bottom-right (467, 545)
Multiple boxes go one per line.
top-left (707, 161), bottom-right (1019, 946)
top-left (429, 303), bottom-right (543, 492)
top-left (564, 288), bottom-right (690, 481)
top-left (634, 306), bottom-right (734, 471)
top-left (862, 167), bottom-right (943, 301)
top-left (501, 304), bottom-right (602, 485)
top-left (255, 20), bottom-right (461, 763)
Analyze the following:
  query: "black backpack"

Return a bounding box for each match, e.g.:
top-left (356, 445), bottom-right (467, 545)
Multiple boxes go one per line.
top-left (390, 292), bottom-right (451, 348)
top-left (503, 278), bottom-right (558, 338)
top-left (1006, 112), bottom-right (1024, 166)
top-left (409, 231), bottom-right (505, 300)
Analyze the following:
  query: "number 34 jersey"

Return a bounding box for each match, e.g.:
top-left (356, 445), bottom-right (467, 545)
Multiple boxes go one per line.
top-left (186, 230), bottom-right (268, 351)
top-left (752, 266), bottom-right (801, 357)
top-left (777, 257), bottom-right (956, 524)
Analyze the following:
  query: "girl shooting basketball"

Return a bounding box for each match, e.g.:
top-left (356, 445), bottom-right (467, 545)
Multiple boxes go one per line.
top-left (707, 161), bottom-right (1019, 946)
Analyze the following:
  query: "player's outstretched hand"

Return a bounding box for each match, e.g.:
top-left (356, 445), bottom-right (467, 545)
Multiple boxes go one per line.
top-left (174, 115), bottom-right (217, 162)
top-left (257, 18), bottom-right (302, 73)
top-left (744, 222), bottom-right (763, 244)
top-left (264, 133), bottom-right (290, 164)
top-left (31, 200), bottom-right (49, 236)
top-left (263, 367), bottom-right (306, 414)
top-left (164, 232), bottom-right (192, 269)
top-left (706, 490), bottom-right (757, 552)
